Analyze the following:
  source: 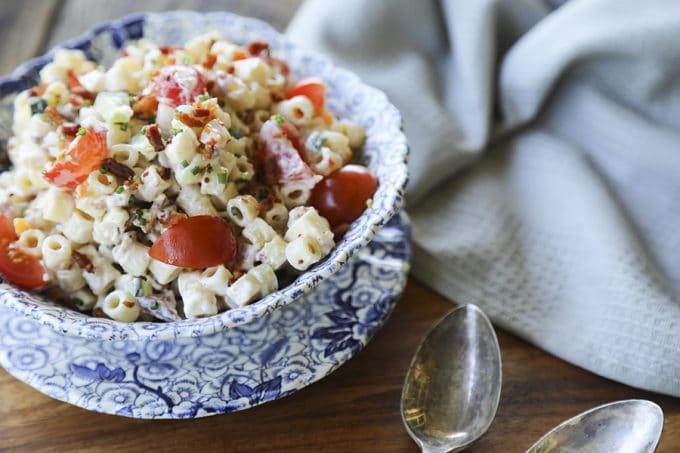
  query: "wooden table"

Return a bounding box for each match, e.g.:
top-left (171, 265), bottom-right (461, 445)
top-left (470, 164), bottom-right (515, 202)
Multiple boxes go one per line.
top-left (1, 1), bottom-right (679, 451)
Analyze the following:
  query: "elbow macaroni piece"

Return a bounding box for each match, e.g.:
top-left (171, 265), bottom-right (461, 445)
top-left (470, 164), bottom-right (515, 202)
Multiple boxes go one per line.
top-left (224, 263), bottom-right (277, 308)
top-left (278, 96), bottom-right (315, 126)
top-left (41, 234), bottom-right (72, 270)
top-left (16, 228), bottom-right (45, 257)
top-left (178, 272), bottom-right (218, 319)
top-left (149, 258), bottom-right (182, 285)
top-left (102, 290), bottom-right (141, 322)
top-left (242, 218), bottom-right (277, 248)
top-left (112, 238), bottom-right (150, 277)
top-left (227, 195), bottom-right (259, 227)
top-left (285, 236), bottom-right (323, 271)
top-left (63, 210), bottom-right (94, 244)
top-left (200, 265), bottom-right (232, 296)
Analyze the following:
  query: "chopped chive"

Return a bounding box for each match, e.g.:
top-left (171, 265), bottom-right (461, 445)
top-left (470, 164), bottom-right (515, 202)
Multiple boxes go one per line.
top-left (72, 298), bottom-right (83, 307)
top-left (190, 166), bottom-right (200, 175)
top-left (206, 164), bottom-right (213, 173)
top-left (198, 94), bottom-right (210, 102)
top-left (256, 189), bottom-right (268, 200)
top-left (274, 114), bottom-right (284, 125)
top-left (182, 56), bottom-right (191, 65)
top-left (99, 166), bottom-right (108, 174)
top-left (30, 98), bottom-right (48, 115)
top-left (171, 127), bottom-right (182, 136)
top-left (77, 127), bottom-right (87, 136)
top-left (115, 121), bottom-right (129, 132)
top-left (140, 126), bottom-right (148, 135)
top-left (236, 111), bottom-right (244, 119)
top-left (180, 159), bottom-right (189, 168)
top-left (150, 300), bottom-right (159, 310)
top-left (115, 185), bottom-right (125, 194)
top-left (230, 206), bottom-right (241, 217)
top-left (83, 99), bottom-right (92, 107)
top-left (128, 195), bottom-right (136, 206)
top-left (149, 115), bottom-right (156, 123)
top-left (135, 208), bottom-right (147, 226)
top-left (228, 127), bottom-right (242, 139)
top-left (217, 172), bottom-right (227, 184)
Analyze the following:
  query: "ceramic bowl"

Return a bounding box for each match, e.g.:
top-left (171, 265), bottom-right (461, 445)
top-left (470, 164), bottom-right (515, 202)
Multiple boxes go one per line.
top-left (0, 11), bottom-right (409, 417)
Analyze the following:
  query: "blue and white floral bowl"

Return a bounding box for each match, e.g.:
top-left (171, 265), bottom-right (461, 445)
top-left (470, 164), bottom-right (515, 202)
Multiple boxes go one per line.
top-left (0, 12), bottom-right (410, 418)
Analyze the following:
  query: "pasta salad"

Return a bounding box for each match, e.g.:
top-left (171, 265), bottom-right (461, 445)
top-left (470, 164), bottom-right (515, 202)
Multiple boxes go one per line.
top-left (0, 33), bottom-right (379, 322)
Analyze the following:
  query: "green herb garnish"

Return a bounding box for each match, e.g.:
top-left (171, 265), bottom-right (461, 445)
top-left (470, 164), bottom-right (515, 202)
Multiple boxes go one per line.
top-left (230, 206), bottom-right (241, 217)
top-left (115, 121), bottom-right (129, 132)
top-left (115, 185), bottom-right (125, 194)
top-left (228, 127), bottom-right (242, 139)
top-left (30, 98), bottom-right (48, 115)
top-left (274, 114), bottom-right (284, 125)
top-left (99, 166), bottom-right (108, 174)
top-left (77, 127), bottom-right (87, 136)
top-left (190, 166), bottom-right (200, 175)
top-left (198, 94), bottom-right (210, 102)
top-left (217, 172), bottom-right (227, 184)
top-left (171, 127), bottom-right (182, 136)
top-left (135, 208), bottom-right (147, 226)
top-left (150, 300), bottom-right (159, 310)
top-left (180, 159), bottom-right (189, 168)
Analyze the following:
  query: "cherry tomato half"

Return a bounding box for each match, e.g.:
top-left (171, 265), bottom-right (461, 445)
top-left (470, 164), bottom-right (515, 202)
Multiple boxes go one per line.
top-left (149, 215), bottom-right (237, 268)
top-left (44, 129), bottom-right (108, 189)
top-left (286, 77), bottom-right (325, 114)
top-left (309, 165), bottom-right (378, 229)
top-left (0, 216), bottom-right (46, 289)
top-left (148, 65), bottom-right (206, 108)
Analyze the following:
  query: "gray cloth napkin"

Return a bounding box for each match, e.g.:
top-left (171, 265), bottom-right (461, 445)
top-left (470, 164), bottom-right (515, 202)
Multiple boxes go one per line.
top-left (287, 0), bottom-right (680, 396)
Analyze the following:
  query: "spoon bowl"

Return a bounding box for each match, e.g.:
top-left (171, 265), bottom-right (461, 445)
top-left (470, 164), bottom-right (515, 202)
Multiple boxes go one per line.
top-left (401, 304), bottom-right (502, 452)
top-left (527, 399), bottom-right (664, 453)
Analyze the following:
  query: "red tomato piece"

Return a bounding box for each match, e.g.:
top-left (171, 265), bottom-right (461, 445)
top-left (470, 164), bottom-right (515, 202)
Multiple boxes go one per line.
top-left (147, 65), bottom-right (207, 108)
top-left (286, 77), bottom-right (325, 114)
top-left (309, 165), bottom-right (378, 229)
top-left (0, 216), bottom-right (46, 289)
top-left (258, 119), bottom-right (318, 186)
top-left (280, 122), bottom-right (305, 159)
top-left (44, 129), bottom-right (108, 189)
top-left (149, 216), bottom-right (237, 268)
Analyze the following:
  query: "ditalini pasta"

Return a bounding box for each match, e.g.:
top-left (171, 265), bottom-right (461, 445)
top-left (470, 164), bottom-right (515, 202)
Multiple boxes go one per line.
top-left (0, 33), bottom-right (379, 322)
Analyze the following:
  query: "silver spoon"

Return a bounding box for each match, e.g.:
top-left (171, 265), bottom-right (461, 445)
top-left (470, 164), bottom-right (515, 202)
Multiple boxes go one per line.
top-left (401, 304), bottom-right (502, 453)
top-left (527, 399), bottom-right (664, 453)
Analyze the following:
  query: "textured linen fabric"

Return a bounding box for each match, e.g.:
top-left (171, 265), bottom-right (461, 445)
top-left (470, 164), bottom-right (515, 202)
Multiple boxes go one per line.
top-left (287, 0), bottom-right (680, 396)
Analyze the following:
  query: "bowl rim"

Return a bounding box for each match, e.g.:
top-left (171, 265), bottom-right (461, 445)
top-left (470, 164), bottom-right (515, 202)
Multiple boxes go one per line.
top-left (0, 10), bottom-right (409, 341)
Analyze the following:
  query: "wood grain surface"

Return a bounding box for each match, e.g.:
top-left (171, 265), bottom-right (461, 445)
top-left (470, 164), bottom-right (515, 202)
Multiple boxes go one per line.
top-left (1, 1), bottom-right (680, 452)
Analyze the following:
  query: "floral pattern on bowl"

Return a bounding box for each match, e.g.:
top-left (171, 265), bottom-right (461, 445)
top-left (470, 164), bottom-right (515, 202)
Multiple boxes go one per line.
top-left (0, 211), bottom-right (411, 418)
